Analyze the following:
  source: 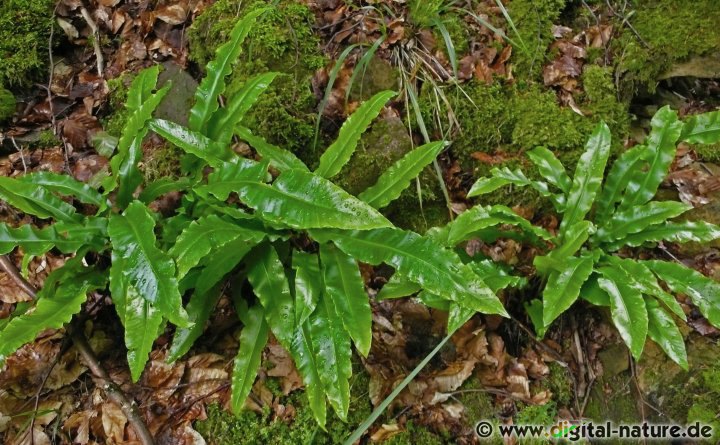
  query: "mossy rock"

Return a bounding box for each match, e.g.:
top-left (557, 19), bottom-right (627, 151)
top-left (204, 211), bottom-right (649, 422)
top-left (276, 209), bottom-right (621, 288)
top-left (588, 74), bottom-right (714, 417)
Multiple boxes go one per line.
top-left (0, 87), bottom-right (15, 123)
top-left (613, 0), bottom-right (720, 95)
top-left (637, 335), bottom-right (720, 443)
top-left (188, 0), bottom-right (325, 161)
top-left (0, 0), bottom-right (55, 86)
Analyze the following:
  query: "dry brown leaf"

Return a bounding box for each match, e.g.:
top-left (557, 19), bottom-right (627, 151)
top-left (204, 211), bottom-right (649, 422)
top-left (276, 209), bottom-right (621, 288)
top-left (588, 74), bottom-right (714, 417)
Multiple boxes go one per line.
top-left (64, 410), bottom-right (96, 445)
top-left (0, 273), bottom-right (32, 303)
top-left (101, 402), bottom-right (127, 443)
top-left (154, 4), bottom-right (188, 25)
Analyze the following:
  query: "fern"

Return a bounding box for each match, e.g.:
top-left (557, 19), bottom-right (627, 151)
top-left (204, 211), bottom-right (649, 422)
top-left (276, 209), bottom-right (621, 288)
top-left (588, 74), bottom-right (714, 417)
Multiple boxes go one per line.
top-left (0, 10), bottom-right (511, 431)
top-left (469, 108), bottom-right (720, 368)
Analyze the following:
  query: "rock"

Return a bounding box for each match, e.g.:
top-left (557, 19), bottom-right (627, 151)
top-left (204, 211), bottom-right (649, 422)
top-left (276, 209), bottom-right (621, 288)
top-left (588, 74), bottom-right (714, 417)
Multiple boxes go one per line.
top-left (335, 115), bottom-right (413, 195)
top-left (660, 53), bottom-right (720, 79)
top-left (348, 56), bottom-right (399, 102)
top-left (155, 61), bottom-right (198, 127)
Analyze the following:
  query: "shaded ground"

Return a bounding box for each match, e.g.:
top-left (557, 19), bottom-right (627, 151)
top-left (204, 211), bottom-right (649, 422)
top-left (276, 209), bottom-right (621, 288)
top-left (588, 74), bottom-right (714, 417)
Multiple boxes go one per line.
top-left (1, 0), bottom-right (720, 443)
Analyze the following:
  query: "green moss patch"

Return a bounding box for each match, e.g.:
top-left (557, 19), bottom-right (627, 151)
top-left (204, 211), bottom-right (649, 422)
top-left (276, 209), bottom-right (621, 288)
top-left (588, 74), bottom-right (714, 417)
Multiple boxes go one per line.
top-left (614, 0), bottom-right (720, 94)
top-left (0, 87), bottom-right (15, 122)
top-left (0, 0), bottom-right (55, 86)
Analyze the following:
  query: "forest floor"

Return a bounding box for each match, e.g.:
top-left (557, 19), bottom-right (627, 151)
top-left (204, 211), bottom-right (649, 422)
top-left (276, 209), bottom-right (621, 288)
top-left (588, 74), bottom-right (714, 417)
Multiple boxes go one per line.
top-left (1, 0), bottom-right (720, 444)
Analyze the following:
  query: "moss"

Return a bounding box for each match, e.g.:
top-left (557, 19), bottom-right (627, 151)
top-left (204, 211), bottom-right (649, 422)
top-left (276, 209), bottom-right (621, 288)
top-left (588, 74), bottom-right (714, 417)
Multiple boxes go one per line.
top-left (196, 364), bottom-right (373, 445)
top-left (507, 0), bottom-right (568, 79)
top-left (541, 362), bottom-right (573, 407)
top-left (0, 86), bottom-right (15, 122)
top-left (613, 0), bottom-right (720, 94)
top-left (382, 422), bottom-right (446, 445)
top-left (34, 129), bottom-right (60, 148)
top-left (584, 373), bottom-right (640, 424)
top-left (456, 378), bottom-right (504, 445)
top-left (103, 74), bottom-right (133, 137)
top-left (142, 143), bottom-right (183, 183)
top-left (188, 0), bottom-right (325, 162)
top-left (515, 401), bottom-right (558, 445)
top-left (0, 0), bottom-right (55, 86)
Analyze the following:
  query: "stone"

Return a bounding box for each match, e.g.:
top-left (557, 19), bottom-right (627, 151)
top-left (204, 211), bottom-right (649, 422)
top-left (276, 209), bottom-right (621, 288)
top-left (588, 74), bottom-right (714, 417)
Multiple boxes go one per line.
top-left (155, 61), bottom-right (199, 127)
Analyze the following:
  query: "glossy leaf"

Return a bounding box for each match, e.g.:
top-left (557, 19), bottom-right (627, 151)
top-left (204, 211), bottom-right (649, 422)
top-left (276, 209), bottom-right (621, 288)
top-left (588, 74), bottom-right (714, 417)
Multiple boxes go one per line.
top-left (468, 167), bottom-right (555, 203)
top-left (168, 237), bottom-right (256, 362)
top-left (108, 201), bottom-right (189, 327)
top-left (0, 266), bottom-right (104, 366)
top-left (559, 122), bottom-right (612, 238)
top-left (526, 146), bottom-right (571, 194)
top-left (604, 256), bottom-right (685, 320)
top-left (113, 82), bottom-right (171, 207)
top-left (598, 267), bottom-right (648, 360)
top-left (237, 169), bottom-right (391, 230)
top-left (231, 303), bottom-right (269, 413)
top-left (149, 119), bottom-right (233, 167)
top-left (207, 72), bottom-right (279, 145)
top-left (525, 299), bottom-right (547, 337)
top-left (0, 177), bottom-right (80, 223)
top-left (579, 274), bottom-right (610, 306)
top-left (167, 287), bottom-right (223, 363)
top-left (0, 221), bottom-right (105, 256)
top-left (235, 126), bottom-right (308, 171)
top-left (246, 243), bottom-right (295, 349)
top-left (358, 141), bottom-right (446, 209)
top-left (595, 145), bottom-right (648, 225)
top-left (446, 204), bottom-right (553, 246)
top-left (111, 257), bottom-right (165, 382)
top-left (643, 260), bottom-right (720, 329)
top-left (680, 110), bottom-right (720, 144)
top-left (139, 177), bottom-right (192, 203)
top-left (542, 254), bottom-right (594, 326)
top-left (126, 65), bottom-right (160, 112)
top-left (604, 220), bottom-right (720, 251)
top-left (188, 9), bottom-right (268, 132)
top-left (376, 273), bottom-right (422, 300)
top-left (469, 260), bottom-right (527, 293)
top-left (309, 291), bottom-right (352, 420)
top-left (619, 106), bottom-right (683, 210)
top-left (293, 251), bottom-right (322, 326)
top-left (315, 91), bottom-right (395, 178)
top-left (196, 158), bottom-right (269, 201)
top-left (547, 221), bottom-right (591, 260)
top-left (320, 243), bottom-right (372, 357)
top-left (169, 214), bottom-right (266, 278)
top-left (289, 322), bottom-right (327, 427)
top-left (595, 201), bottom-right (691, 243)
top-left (19, 172), bottom-right (106, 209)
top-left (646, 298), bottom-right (688, 370)
top-left (312, 228), bottom-right (507, 317)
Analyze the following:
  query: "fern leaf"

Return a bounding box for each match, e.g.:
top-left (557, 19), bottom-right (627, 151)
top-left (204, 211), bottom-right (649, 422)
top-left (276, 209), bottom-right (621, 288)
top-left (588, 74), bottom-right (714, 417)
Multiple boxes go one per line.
top-left (559, 122), bottom-right (612, 238)
top-left (0, 265), bottom-right (105, 367)
top-left (108, 201), bottom-right (190, 327)
top-left (358, 141), bottom-right (446, 209)
top-left (188, 9), bottom-right (268, 133)
top-left (207, 72), bottom-right (279, 145)
top-left (149, 119), bottom-right (233, 167)
top-left (680, 110), bottom-right (720, 144)
top-left (19, 172), bottom-right (107, 209)
top-left (231, 303), bottom-right (269, 413)
top-left (315, 91), bottom-right (395, 179)
top-left (320, 243), bottom-right (372, 357)
top-left (235, 126), bottom-right (308, 171)
top-left (526, 146), bottom-right (571, 194)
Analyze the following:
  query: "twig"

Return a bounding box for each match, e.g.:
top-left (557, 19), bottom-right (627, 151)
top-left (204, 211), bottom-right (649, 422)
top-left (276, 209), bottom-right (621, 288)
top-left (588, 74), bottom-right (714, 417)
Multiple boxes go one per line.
top-left (0, 255), bottom-right (155, 445)
top-left (48, 2), bottom-right (72, 173)
top-left (10, 137), bottom-right (27, 173)
top-left (79, 6), bottom-right (104, 76)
